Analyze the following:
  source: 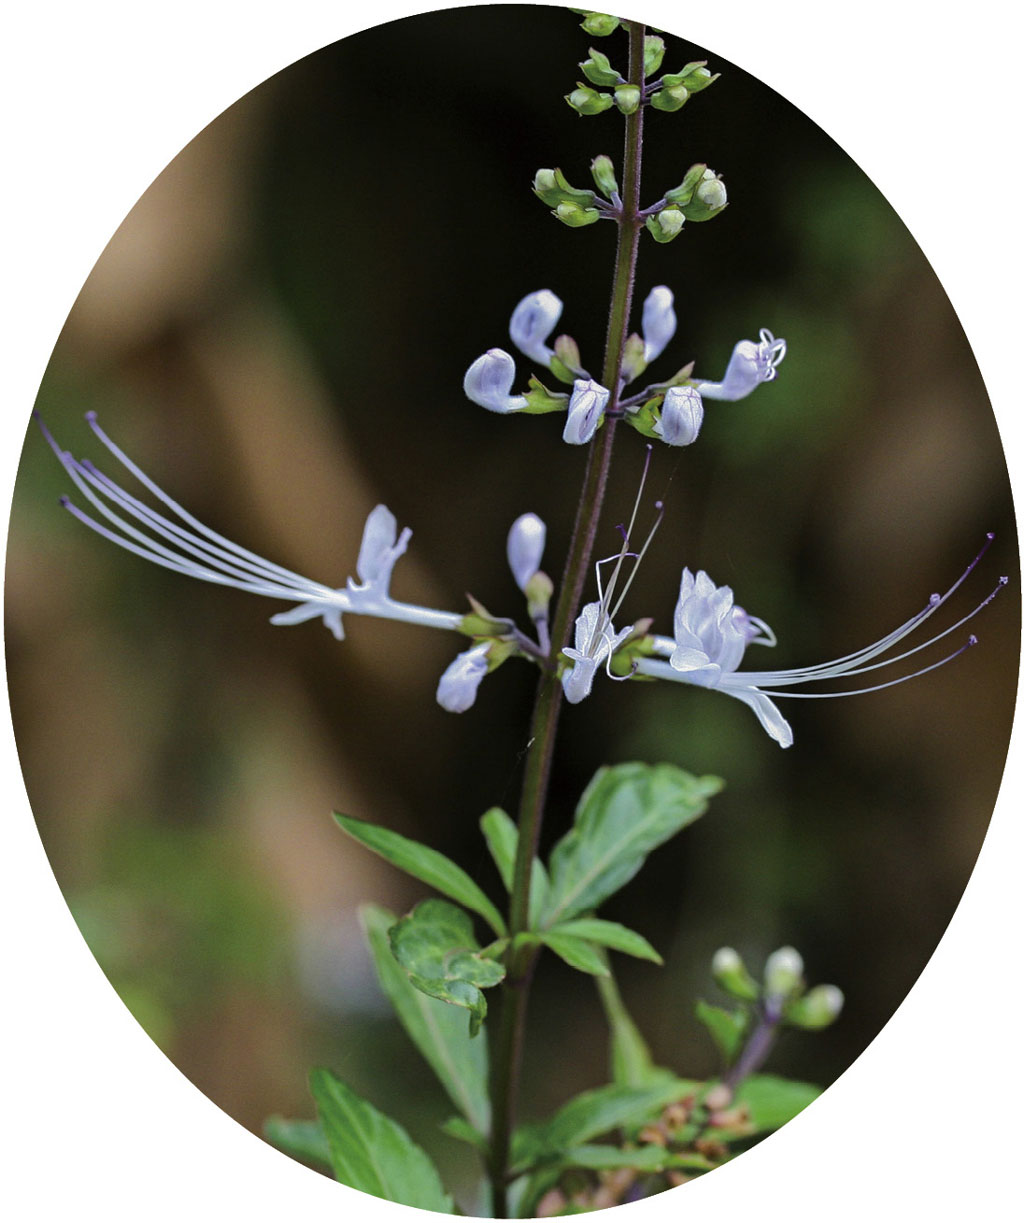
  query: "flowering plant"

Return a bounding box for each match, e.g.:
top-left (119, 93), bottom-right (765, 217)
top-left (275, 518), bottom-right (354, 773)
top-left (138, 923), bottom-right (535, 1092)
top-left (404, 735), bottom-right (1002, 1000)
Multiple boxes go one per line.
top-left (28, 6), bottom-right (1010, 1218)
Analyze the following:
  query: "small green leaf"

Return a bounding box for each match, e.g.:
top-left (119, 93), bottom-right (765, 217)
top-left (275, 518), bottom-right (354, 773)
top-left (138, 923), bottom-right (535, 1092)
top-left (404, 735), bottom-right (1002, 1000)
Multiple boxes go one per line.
top-left (552, 918), bottom-right (662, 964)
top-left (310, 1068), bottom-right (454, 1212)
top-left (540, 930), bottom-right (610, 976)
top-left (390, 898), bottom-right (506, 1036)
top-left (512, 1079), bottom-right (701, 1170)
top-left (543, 763), bottom-right (722, 925)
top-left (441, 1115), bottom-right (489, 1155)
top-left (479, 807), bottom-right (549, 927)
top-left (595, 967), bottom-right (668, 1087)
top-left (360, 904), bottom-right (490, 1134)
top-left (561, 1143), bottom-right (714, 1173)
top-left (263, 1116), bottom-right (331, 1170)
top-left (733, 1074), bottom-right (821, 1134)
top-left (334, 813), bottom-right (506, 937)
top-left (695, 999), bottom-right (749, 1064)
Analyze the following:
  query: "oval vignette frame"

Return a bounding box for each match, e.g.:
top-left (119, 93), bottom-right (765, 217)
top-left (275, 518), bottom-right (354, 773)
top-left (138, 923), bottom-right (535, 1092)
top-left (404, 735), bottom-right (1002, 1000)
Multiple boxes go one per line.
top-left (2, 3), bottom-right (1021, 1222)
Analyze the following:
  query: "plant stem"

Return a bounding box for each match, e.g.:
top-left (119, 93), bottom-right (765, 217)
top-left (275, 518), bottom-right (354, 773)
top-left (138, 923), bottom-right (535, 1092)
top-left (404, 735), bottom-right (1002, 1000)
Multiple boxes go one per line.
top-left (488, 21), bottom-right (648, 1217)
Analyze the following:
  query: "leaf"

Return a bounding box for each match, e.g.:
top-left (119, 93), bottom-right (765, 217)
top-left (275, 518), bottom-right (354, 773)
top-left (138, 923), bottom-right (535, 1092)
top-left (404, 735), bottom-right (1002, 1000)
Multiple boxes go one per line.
top-left (360, 904), bottom-right (490, 1134)
top-left (479, 806), bottom-right (549, 927)
top-left (539, 931), bottom-right (610, 976)
top-left (511, 1079), bottom-right (701, 1171)
top-left (695, 999), bottom-right (749, 1064)
top-left (390, 898), bottom-right (506, 1036)
top-left (542, 763), bottom-right (722, 925)
top-left (310, 1068), bottom-right (454, 1212)
top-left (595, 966), bottom-right (670, 1088)
top-left (335, 813), bottom-right (507, 937)
top-left (551, 918), bottom-right (662, 964)
top-left (561, 1144), bottom-right (715, 1173)
top-left (263, 1116), bottom-right (332, 1170)
top-left (733, 1074), bottom-right (821, 1134)
top-left (440, 1115), bottom-right (489, 1155)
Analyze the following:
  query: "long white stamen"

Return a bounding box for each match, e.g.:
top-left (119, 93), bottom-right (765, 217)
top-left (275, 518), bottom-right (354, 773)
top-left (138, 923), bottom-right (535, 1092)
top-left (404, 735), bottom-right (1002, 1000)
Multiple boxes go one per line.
top-left (750, 638), bottom-right (977, 698)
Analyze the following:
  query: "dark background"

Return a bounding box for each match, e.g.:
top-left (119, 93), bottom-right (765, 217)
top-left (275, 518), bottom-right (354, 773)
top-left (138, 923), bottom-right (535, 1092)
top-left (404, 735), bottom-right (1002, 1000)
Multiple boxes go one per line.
top-left (5, 4), bottom-right (1017, 1208)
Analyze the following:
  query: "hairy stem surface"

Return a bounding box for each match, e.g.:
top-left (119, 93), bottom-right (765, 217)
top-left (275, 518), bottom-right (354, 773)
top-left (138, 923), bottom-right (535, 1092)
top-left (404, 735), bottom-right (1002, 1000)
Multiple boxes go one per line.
top-left (488, 21), bottom-right (649, 1217)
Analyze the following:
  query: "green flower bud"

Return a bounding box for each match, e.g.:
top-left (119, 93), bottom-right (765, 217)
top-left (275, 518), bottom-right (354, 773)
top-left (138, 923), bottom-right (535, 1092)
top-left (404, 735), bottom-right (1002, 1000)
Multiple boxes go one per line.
top-left (665, 163), bottom-right (708, 206)
top-left (555, 200), bottom-right (601, 227)
top-left (681, 169), bottom-right (727, 222)
top-left (533, 167), bottom-right (596, 209)
top-left (785, 984), bottom-right (845, 1030)
top-left (580, 47), bottom-right (623, 87)
top-left (644, 35), bottom-right (666, 76)
top-left (577, 10), bottom-right (620, 37)
top-left (525, 570), bottom-right (554, 621)
top-left (553, 333), bottom-right (583, 377)
top-left (645, 207), bottom-right (684, 243)
top-left (566, 83), bottom-right (615, 116)
top-left (650, 84), bottom-right (688, 113)
top-left (613, 84), bottom-right (641, 115)
top-left (620, 331), bottom-right (647, 383)
top-left (711, 947), bottom-right (760, 1002)
top-left (764, 946), bottom-right (805, 1000)
top-left (590, 154), bottom-right (619, 197)
top-left (662, 61), bottom-right (720, 94)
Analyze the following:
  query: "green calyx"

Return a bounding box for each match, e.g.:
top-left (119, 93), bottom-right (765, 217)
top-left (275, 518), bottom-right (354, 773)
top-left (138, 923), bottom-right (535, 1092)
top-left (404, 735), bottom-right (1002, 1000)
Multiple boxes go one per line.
top-left (613, 84), bottom-right (641, 115)
top-left (645, 207), bottom-right (685, 243)
top-left (566, 82), bottom-right (615, 116)
top-left (533, 166), bottom-right (596, 208)
top-left (555, 200), bottom-right (601, 227)
top-left (580, 47), bottom-right (623, 87)
top-left (523, 375), bottom-right (571, 413)
top-left (574, 10), bottom-right (620, 37)
top-left (590, 154), bottom-right (619, 197)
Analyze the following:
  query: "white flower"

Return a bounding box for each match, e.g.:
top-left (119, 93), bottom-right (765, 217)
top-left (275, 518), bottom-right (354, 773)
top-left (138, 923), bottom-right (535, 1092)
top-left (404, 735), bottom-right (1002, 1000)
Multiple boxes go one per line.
top-left (641, 285), bottom-right (677, 363)
top-left (561, 601), bottom-right (633, 704)
top-left (436, 643), bottom-right (491, 713)
top-left (463, 348), bottom-right (529, 414)
top-left (634, 545), bottom-right (1004, 748)
top-left (696, 329), bottom-right (787, 401)
top-left (38, 412), bottom-right (463, 641)
top-left (509, 289), bottom-right (563, 367)
top-left (563, 378), bottom-right (610, 445)
top-left (507, 512), bottom-right (546, 592)
top-left (654, 385), bottom-right (703, 446)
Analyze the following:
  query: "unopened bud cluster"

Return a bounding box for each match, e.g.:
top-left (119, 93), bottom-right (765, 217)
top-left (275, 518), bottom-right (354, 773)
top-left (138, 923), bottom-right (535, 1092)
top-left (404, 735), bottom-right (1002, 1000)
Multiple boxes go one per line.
top-left (713, 945), bottom-right (845, 1031)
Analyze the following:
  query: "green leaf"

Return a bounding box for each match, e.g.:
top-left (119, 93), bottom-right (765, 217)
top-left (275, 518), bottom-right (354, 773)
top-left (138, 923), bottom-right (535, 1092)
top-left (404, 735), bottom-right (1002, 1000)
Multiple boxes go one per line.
top-left (390, 898), bottom-right (506, 1037)
top-left (263, 1116), bottom-right (331, 1170)
top-left (551, 918), bottom-right (662, 964)
top-left (512, 1079), bottom-right (701, 1171)
top-left (733, 1074), bottom-right (821, 1134)
top-left (440, 1115), bottom-right (489, 1155)
top-left (561, 1144), bottom-right (715, 1173)
top-left (334, 813), bottom-right (506, 937)
top-left (360, 904), bottom-right (490, 1134)
top-left (539, 931), bottom-right (610, 976)
top-left (310, 1068), bottom-right (454, 1212)
top-left (695, 999), bottom-right (749, 1064)
top-left (479, 807), bottom-right (549, 927)
top-left (595, 967), bottom-right (668, 1087)
top-left (543, 763), bottom-right (723, 925)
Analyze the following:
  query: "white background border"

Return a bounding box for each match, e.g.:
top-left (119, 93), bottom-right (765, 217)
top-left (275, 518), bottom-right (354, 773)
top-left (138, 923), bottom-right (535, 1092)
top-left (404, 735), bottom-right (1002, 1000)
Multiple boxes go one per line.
top-left (2, 2), bottom-right (1020, 1219)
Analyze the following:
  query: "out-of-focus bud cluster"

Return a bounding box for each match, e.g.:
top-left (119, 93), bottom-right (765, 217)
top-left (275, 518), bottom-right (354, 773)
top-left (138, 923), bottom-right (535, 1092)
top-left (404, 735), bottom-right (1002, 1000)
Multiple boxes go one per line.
top-left (712, 945), bottom-right (845, 1031)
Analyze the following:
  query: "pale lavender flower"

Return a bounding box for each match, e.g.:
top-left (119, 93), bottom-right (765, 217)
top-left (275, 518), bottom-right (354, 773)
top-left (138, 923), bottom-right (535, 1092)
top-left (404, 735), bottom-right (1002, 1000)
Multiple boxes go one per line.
top-left (561, 601), bottom-right (634, 704)
top-left (696, 329), bottom-right (787, 401)
top-left (635, 542), bottom-right (1004, 748)
top-left (509, 289), bottom-right (563, 367)
top-left (37, 413), bottom-right (462, 641)
top-left (562, 378), bottom-right (610, 445)
top-left (641, 285), bottom-right (677, 363)
top-left (463, 348), bottom-right (529, 414)
top-left (507, 512), bottom-right (546, 592)
top-left (654, 385), bottom-right (704, 446)
top-left (436, 642), bottom-right (491, 712)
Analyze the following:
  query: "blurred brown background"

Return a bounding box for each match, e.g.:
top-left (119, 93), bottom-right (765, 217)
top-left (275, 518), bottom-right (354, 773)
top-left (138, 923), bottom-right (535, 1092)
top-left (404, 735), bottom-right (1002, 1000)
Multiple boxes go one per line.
top-left (5, 4), bottom-right (1017, 1206)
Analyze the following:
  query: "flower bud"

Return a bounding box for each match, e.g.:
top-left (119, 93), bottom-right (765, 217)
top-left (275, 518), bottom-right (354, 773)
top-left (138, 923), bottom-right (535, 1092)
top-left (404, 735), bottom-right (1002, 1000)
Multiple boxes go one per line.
top-left (674, 61), bottom-right (718, 93)
top-left (711, 947), bottom-right (760, 1001)
top-left (507, 512), bottom-right (546, 592)
top-left (681, 169), bottom-right (727, 222)
top-left (579, 11), bottom-right (620, 37)
top-left (463, 349), bottom-right (529, 414)
top-left (566, 83), bottom-right (615, 116)
top-left (665, 163), bottom-right (708, 207)
top-left (525, 570), bottom-right (554, 621)
top-left (555, 201), bottom-right (601, 227)
top-left (552, 334), bottom-right (583, 379)
top-left (644, 35), bottom-right (666, 76)
top-left (645, 207), bottom-right (685, 243)
top-left (654, 386), bottom-right (704, 447)
top-left (532, 167), bottom-right (596, 209)
top-left (509, 290), bottom-right (562, 367)
top-left (641, 285), bottom-right (677, 363)
top-left (563, 378), bottom-right (609, 445)
top-left (613, 84), bottom-right (641, 115)
top-left (650, 84), bottom-right (688, 113)
top-left (590, 154), bottom-right (619, 198)
top-left (764, 946), bottom-right (805, 999)
top-left (580, 47), bottom-right (623, 87)
top-left (436, 643), bottom-right (491, 713)
top-left (786, 984), bottom-right (844, 1030)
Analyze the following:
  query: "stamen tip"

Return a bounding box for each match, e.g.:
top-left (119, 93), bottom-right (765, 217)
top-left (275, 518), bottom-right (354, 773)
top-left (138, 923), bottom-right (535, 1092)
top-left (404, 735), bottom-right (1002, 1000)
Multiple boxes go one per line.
top-left (84, 410), bottom-right (98, 423)
top-left (999, 575), bottom-right (1009, 585)
top-left (654, 499), bottom-right (664, 510)
top-left (986, 532), bottom-right (995, 541)
top-left (968, 634), bottom-right (978, 646)
top-left (58, 495), bottom-right (70, 507)
top-left (929, 593), bottom-right (941, 605)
